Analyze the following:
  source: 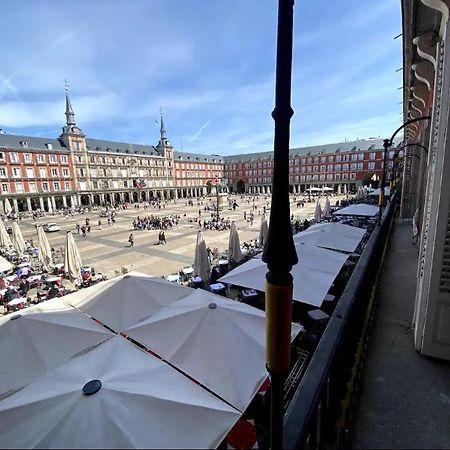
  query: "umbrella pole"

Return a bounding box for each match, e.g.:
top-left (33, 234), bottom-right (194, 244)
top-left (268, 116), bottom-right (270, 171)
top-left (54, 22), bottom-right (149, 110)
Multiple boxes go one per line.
top-left (262, 0), bottom-right (298, 448)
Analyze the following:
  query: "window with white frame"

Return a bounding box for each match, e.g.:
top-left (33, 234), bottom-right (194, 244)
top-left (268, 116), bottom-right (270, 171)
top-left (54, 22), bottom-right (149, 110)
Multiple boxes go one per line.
top-left (368, 162), bottom-right (376, 170)
top-left (15, 183), bottom-right (24, 193)
top-left (369, 152), bottom-right (376, 160)
top-left (358, 153), bottom-right (364, 160)
top-left (51, 168), bottom-right (58, 177)
top-left (0, 152), bottom-right (4, 160)
top-left (0, 168), bottom-right (6, 178)
top-left (26, 168), bottom-right (34, 178)
top-left (49, 155), bottom-right (57, 163)
top-left (39, 168), bottom-right (47, 178)
top-left (42, 182), bottom-right (49, 192)
top-left (12, 167), bottom-right (21, 178)
top-left (29, 183), bottom-right (37, 193)
top-left (343, 163), bottom-right (349, 171)
top-left (10, 153), bottom-right (18, 163)
top-left (37, 154), bottom-right (45, 163)
top-left (1, 183), bottom-right (8, 193)
top-left (61, 155), bottom-right (68, 163)
top-left (335, 164), bottom-right (341, 171)
top-left (350, 163), bottom-right (357, 171)
top-left (327, 165), bottom-right (333, 171)
top-left (64, 182), bottom-right (70, 191)
top-left (351, 154), bottom-right (358, 161)
top-left (357, 163), bottom-right (364, 170)
top-left (342, 173), bottom-right (348, 180)
top-left (335, 155), bottom-right (342, 162)
top-left (63, 168), bottom-right (69, 177)
top-left (24, 153), bottom-right (32, 163)
top-left (335, 173), bottom-right (341, 180)
top-left (350, 173), bottom-right (356, 179)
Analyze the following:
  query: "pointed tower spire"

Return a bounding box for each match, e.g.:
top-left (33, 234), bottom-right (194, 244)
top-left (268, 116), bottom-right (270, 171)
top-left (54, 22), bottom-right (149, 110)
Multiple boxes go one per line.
top-left (64, 80), bottom-right (76, 126)
top-left (160, 107), bottom-right (166, 141)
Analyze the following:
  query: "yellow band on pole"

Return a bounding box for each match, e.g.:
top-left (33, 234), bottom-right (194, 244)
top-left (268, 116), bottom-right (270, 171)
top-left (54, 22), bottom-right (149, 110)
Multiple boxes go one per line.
top-left (378, 191), bottom-right (384, 207)
top-left (266, 281), bottom-right (293, 373)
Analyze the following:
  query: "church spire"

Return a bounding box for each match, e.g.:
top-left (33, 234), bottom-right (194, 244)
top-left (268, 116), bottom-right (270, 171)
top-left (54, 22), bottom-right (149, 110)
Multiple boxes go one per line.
top-left (64, 81), bottom-right (76, 126)
top-left (160, 108), bottom-right (166, 141)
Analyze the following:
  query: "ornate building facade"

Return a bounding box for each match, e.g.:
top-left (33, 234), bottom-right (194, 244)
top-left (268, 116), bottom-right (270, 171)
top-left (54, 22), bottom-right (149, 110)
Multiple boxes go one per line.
top-left (0, 89), bottom-right (399, 213)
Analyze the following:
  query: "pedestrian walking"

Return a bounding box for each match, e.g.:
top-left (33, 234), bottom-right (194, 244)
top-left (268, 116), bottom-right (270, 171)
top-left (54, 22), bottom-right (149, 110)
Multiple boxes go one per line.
top-left (128, 233), bottom-right (134, 247)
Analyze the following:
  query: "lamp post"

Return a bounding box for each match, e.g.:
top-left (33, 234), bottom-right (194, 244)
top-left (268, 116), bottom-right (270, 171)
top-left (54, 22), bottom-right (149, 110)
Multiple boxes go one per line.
top-left (215, 178), bottom-right (227, 221)
top-left (378, 115), bottom-right (431, 225)
top-left (262, 0), bottom-right (298, 448)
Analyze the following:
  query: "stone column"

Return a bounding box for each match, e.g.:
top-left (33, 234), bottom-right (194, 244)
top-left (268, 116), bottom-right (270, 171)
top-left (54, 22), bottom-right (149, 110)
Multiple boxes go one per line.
top-left (62, 196), bottom-right (67, 208)
top-left (39, 197), bottom-right (45, 211)
top-left (13, 198), bottom-right (19, 212)
top-left (100, 193), bottom-right (105, 205)
top-left (26, 197), bottom-right (32, 211)
top-left (47, 197), bottom-right (53, 213)
top-left (51, 196), bottom-right (56, 211)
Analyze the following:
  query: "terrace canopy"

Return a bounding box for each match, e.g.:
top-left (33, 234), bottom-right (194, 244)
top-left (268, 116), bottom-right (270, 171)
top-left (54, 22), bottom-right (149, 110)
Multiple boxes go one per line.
top-left (219, 242), bottom-right (348, 307)
top-left (333, 204), bottom-right (379, 217)
top-left (64, 272), bottom-right (189, 331)
top-left (0, 298), bottom-right (113, 397)
top-left (293, 222), bottom-right (366, 253)
top-left (125, 288), bottom-right (302, 412)
top-left (0, 337), bottom-right (240, 449)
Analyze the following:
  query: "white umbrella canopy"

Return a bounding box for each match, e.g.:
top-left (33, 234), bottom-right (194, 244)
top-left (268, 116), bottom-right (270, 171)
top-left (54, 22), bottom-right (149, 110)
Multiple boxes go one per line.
top-left (258, 214), bottom-right (269, 247)
top-left (11, 221), bottom-right (26, 254)
top-left (125, 289), bottom-right (302, 412)
top-left (4, 198), bottom-right (12, 215)
top-left (0, 220), bottom-right (12, 248)
top-left (0, 337), bottom-right (240, 449)
top-left (333, 204), bottom-right (379, 217)
top-left (194, 231), bottom-right (210, 283)
top-left (293, 222), bottom-right (366, 253)
top-left (228, 222), bottom-right (242, 264)
top-left (64, 231), bottom-right (82, 282)
top-left (368, 186), bottom-right (391, 197)
top-left (322, 197), bottom-right (332, 218)
top-left (314, 201), bottom-right (322, 222)
top-left (0, 255), bottom-right (13, 272)
top-left (219, 242), bottom-right (348, 307)
top-left (321, 187), bottom-right (333, 192)
top-left (65, 272), bottom-right (190, 331)
top-left (37, 225), bottom-right (53, 271)
top-left (0, 298), bottom-right (113, 397)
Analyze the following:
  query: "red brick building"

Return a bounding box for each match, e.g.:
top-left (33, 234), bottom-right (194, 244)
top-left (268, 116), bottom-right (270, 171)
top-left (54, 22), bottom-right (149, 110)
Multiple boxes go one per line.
top-left (224, 137), bottom-right (403, 194)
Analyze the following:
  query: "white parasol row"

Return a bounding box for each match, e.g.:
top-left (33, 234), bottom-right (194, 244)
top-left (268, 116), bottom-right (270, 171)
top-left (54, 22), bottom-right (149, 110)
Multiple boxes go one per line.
top-left (0, 272), bottom-right (302, 448)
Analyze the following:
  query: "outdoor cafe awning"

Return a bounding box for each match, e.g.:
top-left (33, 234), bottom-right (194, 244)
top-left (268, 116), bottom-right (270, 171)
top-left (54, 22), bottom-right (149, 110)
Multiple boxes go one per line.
top-left (0, 337), bottom-right (241, 449)
top-left (333, 203), bottom-right (379, 217)
top-left (293, 222), bottom-right (366, 253)
top-left (125, 288), bottom-right (302, 412)
top-left (219, 242), bottom-right (348, 307)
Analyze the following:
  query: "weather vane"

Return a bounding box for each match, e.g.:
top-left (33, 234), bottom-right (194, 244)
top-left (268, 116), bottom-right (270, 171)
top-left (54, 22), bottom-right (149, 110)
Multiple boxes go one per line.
top-left (64, 79), bottom-right (69, 92)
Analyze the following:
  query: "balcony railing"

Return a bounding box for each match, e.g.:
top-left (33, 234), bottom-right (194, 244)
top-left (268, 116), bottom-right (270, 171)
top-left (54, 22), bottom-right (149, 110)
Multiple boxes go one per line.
top-left (283, 194), bottom-right (398, 450)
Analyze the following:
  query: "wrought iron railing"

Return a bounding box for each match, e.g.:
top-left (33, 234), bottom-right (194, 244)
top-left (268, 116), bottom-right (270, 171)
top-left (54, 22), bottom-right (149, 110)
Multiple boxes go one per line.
top-left (283, 194), bottom-right (398, 449)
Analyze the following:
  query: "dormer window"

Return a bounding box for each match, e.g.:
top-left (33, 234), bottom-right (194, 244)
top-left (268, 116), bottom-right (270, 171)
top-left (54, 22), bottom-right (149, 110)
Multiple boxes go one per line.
top-left (19, 141), bottom-right (28, 148)
top-left (45, 143), bottom-right (53, 150)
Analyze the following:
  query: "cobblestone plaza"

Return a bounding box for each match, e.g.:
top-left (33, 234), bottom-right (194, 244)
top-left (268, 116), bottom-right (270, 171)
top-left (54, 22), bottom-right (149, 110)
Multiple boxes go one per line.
top-left (16, 194), bottom-right (347, 279)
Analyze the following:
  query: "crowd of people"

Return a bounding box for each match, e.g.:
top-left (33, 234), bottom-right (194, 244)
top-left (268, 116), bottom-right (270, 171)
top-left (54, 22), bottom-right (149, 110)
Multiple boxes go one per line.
top-left (132, 214), bottom-right (180, 231)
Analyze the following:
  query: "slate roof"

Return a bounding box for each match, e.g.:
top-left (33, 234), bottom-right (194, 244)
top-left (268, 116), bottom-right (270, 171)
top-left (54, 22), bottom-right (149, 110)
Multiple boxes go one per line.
top-left (224, 137), bottom-right (403, 161)
top-left (85, 138), bottom-right (159, 156)
top-left (173, 151), bottom-right (224, 163)
top-left (0, 134), bottom-right (66, 151)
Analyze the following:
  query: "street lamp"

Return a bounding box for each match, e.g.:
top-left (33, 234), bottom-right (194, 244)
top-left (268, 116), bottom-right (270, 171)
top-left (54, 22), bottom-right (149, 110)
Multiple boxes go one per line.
top-left (378, 115), bottom-right (431, 224)
top-left (215, 178), bottom-right (227, 221)
top-left (262, 0), bottom-right (298, 448)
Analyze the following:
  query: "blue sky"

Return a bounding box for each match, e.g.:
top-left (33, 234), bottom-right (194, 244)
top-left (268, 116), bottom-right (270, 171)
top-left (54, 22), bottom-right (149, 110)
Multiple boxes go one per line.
top-left (0, 0), bottom-right (403, 155)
